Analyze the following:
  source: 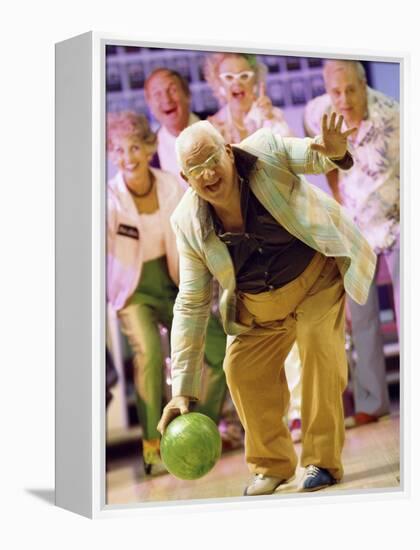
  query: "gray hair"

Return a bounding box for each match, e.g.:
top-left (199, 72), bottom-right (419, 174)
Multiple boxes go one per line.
top-left (323, 59), bottom-right (367, 83)
top-left (175, 120), bottom-right (225, 168)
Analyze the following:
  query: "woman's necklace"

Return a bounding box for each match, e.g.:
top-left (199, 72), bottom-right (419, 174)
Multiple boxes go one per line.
top-left (227, 104), bottom-right (248, 133)
top-left (128, 172), bottom-right (155, 198)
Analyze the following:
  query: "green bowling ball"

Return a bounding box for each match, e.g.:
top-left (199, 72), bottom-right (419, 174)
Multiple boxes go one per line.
top-left (161, 412), bottom-right (222, 480)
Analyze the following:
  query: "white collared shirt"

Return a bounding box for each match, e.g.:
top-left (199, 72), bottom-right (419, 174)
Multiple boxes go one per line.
top-left (107, 168), bottom-right (184, 311)
top-left (157, 113), bottom-right (200, 190)
top-left (138, 209), bottom-right (165, 262)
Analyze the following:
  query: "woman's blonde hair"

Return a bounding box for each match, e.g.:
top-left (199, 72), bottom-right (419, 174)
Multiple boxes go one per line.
top-left (203, 52), bottom-right (267, 105)
top-left (106, 111), bottom-right (157, 152)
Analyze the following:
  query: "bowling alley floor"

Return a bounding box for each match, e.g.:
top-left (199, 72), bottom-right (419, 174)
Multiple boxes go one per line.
top-left (106, 407), bottom-right (401, 506)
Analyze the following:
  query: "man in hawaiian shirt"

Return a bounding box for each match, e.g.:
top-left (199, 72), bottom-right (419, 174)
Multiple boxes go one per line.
top-left (304, 60), bottom-right (400, 428)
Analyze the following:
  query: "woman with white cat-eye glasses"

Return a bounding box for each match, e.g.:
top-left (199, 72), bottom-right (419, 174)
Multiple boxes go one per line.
top-left (203, 52), bottom-right (293, 143)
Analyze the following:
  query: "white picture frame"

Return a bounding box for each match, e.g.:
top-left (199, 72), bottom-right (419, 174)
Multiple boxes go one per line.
top-left (55, 31), bottom-right (408, 519)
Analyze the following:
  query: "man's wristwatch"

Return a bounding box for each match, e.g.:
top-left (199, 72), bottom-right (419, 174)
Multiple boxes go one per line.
top-left (328, 151), bottom-right (353, 170)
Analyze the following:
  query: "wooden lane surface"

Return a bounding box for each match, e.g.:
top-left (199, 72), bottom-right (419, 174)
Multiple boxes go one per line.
top-left (106, 413), bottom-right (400, 505)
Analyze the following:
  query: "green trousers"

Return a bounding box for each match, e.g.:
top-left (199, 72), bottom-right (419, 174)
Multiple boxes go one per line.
top-left (118, 256), bottom-right (227, 440)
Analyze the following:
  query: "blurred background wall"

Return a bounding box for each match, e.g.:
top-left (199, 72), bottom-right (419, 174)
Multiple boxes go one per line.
top-left (105, 46), bottom-right (399, 193)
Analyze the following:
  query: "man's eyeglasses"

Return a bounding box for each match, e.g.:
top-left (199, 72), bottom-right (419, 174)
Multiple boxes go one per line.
top-left (219, 71), bottom-right (255, 85)
top-left (185, 148), bottom-right (222, 179)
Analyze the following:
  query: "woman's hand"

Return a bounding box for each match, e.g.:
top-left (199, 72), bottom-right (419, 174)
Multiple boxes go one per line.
top-left (255, 82), bottom-right (274, 119)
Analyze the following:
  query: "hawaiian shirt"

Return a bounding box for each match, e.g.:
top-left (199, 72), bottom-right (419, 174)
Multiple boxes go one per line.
top-left (304, 87), bottom-right (400, 253)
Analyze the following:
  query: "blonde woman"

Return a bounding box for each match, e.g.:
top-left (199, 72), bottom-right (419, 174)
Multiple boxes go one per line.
top-left (107, 112), bottom-right (226, 474)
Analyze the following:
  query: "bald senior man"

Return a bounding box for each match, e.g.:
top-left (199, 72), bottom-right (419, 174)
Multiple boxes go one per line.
top-left (157, 117), bottom-right (376, 495)
top-left (304, 60), bottom-right (400, 429)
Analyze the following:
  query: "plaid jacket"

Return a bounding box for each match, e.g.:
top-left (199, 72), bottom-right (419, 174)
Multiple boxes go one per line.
top-left (170, 129), bottom-right (377, 399)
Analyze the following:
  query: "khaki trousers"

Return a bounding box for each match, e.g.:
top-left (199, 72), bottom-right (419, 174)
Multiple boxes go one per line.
top-left (224, 252), bottom-right (347, 480)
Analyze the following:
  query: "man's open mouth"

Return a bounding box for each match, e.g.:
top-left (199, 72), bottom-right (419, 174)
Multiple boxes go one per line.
top-left (206, 178), bottom-right (221, 192)
top-left (163, 106), bottom-right (178, 116)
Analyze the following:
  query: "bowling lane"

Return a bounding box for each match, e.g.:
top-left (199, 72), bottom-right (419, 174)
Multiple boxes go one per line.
top-left (106, 413), bottom-right (400, 505)
top-left (107, 449), bottom-right (248, 505)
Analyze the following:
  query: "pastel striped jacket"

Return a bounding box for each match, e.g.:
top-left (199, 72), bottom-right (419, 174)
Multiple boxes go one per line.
top-left (170, 128), bottom-right (377, 399)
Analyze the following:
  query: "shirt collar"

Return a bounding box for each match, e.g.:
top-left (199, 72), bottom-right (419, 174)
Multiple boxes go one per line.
top-left (158, 112), bottom-right (200, 140)
top-left (200, 147), bottom-right (258, 240)
top-left (232, 145), bottom-right (258, 179)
